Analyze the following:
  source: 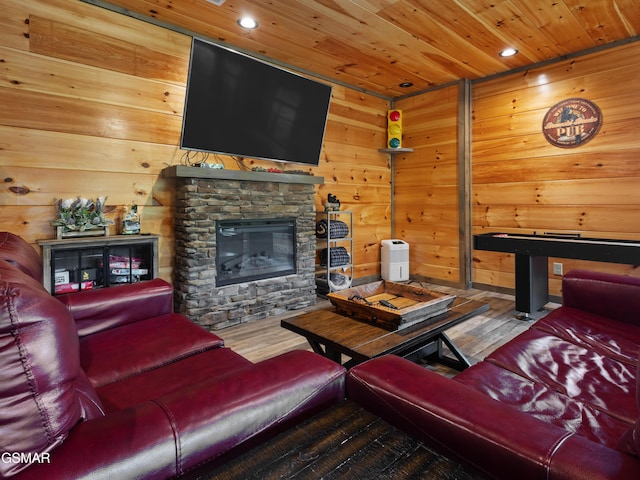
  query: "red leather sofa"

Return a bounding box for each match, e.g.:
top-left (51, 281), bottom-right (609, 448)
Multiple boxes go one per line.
top-left (0, 232), bottom-right (346, 479)
top-left (348, 269), bottom-right (640, 479)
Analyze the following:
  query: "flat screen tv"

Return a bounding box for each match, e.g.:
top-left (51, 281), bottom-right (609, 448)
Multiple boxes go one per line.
top-left (180, 38), bottom-right (332, 167)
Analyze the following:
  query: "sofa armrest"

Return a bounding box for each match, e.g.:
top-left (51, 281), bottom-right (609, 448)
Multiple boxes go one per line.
top-left (347, 355), bottom-right (639, 480)
top-left (562, 269), bottom-right (640, 326)
top-left (12, 401), bottom-right (180, 480)
top-left (56, 279), bottom-right (174, 337)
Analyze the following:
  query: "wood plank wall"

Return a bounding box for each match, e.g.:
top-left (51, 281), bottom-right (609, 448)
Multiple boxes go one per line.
top-left (317, 87), bottom-right (392, 281)
top-left (0, 0), bottom-right (390, 284)
top-left (394, 85), bottom-right (461, 285)
top-left (5, 0), bottom-right (636, 299)
top-left (471, 41), bottom-right (640, 296)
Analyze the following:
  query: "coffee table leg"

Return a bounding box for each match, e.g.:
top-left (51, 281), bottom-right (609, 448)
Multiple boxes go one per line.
top-left (434, 333), bottom-right (471, 370)
top-left (398, 334), bottom-right (471, 371)
top-left (307, 339), bottom-right (342, 364)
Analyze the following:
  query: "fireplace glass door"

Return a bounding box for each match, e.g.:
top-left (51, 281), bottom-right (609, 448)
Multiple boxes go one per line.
top-left (216, 218), bottom-right (296, 286)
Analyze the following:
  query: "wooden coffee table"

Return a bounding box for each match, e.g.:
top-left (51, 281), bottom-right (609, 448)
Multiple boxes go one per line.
top-left (282, 296), bottom-right (488, 369)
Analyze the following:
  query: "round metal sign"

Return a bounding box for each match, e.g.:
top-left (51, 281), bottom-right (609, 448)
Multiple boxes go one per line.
top-left (542, 98), bottom-right (602, 148)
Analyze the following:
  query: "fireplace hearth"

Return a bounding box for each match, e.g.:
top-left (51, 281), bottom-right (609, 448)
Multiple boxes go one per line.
top-left (165, 166), bottom-right (323, 330)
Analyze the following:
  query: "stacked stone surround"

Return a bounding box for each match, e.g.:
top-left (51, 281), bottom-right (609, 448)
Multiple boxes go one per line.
top-left (169, 168), bottom-right (320, 330)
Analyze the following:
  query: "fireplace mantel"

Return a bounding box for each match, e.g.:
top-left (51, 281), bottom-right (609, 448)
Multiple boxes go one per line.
top-left (162, 165), bottom-right (324, 185)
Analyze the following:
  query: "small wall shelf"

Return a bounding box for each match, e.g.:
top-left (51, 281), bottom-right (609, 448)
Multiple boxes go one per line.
top-left (378, 148), bottom-right (414, 153)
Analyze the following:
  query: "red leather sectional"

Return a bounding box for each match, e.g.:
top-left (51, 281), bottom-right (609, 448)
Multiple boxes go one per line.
top-left (5, 226), bottom-right (639, 479)
top-left (0, 232), bottom-right (346, 479)
top-left (348, 269), bottom-right (640, 479)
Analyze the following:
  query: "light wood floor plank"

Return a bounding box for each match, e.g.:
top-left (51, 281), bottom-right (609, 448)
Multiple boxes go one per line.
top-left (218, 282), bottom-right (559, 372)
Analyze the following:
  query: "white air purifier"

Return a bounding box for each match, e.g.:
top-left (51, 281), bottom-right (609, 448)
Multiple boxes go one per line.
top-left (381, 239), bottom-right (409, 281)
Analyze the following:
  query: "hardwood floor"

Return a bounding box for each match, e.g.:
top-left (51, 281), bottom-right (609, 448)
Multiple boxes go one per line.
top-left (219, 281), bottom-right (559, 375)
top-left (198, 400), bottom-right (484, 480)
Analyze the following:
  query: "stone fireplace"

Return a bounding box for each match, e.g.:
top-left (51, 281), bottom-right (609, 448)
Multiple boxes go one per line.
top-left (164, 166), bottom-right (323, 330)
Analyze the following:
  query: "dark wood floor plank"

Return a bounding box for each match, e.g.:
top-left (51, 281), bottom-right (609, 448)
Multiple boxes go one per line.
top-left (381, 445), bottom-right (446, 479)
top-left (297, 416), bottom-right (391, 478)
top-left (246, 402), bottom-right (371, 479)
top-left (201, 401), bottom-right (485, 480)
top-left (320, 426), bottom-right (402, 479)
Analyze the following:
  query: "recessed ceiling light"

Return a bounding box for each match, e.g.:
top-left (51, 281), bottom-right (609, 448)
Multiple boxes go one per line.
top-left (399, 81), bottom-right (413, 88)
top-left (499, 48), bottom-right (518, 57)
top-left (238, 17), bottom-right (258, 29)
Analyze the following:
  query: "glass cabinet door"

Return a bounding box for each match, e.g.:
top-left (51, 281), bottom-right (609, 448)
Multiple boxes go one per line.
top-left (107, 245), bottom-right (153, 286)
top-left (52, 247), bottom-right (104, 294)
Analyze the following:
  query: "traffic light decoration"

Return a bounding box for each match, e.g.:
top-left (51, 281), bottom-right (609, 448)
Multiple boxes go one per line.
top-left (387, 110), bottom-right (402, 148)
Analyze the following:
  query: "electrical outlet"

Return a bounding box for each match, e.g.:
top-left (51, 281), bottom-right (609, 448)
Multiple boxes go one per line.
top-left (553, 262), bottom-right (563, 276)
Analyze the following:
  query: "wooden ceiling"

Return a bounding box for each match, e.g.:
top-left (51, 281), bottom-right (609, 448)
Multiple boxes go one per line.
top-left (98, 0), bottom-right (640, 98)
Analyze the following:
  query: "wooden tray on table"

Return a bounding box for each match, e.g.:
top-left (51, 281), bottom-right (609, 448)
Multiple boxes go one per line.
top-left (327, 281), bottom-right (456, 331)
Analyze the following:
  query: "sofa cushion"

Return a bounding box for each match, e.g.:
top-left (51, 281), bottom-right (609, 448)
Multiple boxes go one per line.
top-left (455, 361), bottom-right (634, 452)
top-left (95, 347), bottom-right (254, 412)
top-left (633, 353), bottom-right (640, 457)
top-left (637, 359), bottom-right (640, 457)
top-left (0, 232), bottom-right (43, 282)
top-left (79, 313), bottom-right (224, 388)
top-left (617, 420), bottom-right (640, 459)
top-left (0, 264), bottom-right (101, 477)
top-left (616, 353), bottom-right (640, 458)
top-left (534, 307), bottom-right (640, 366)
top-left (485, 328), bottom-right (638, 424)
